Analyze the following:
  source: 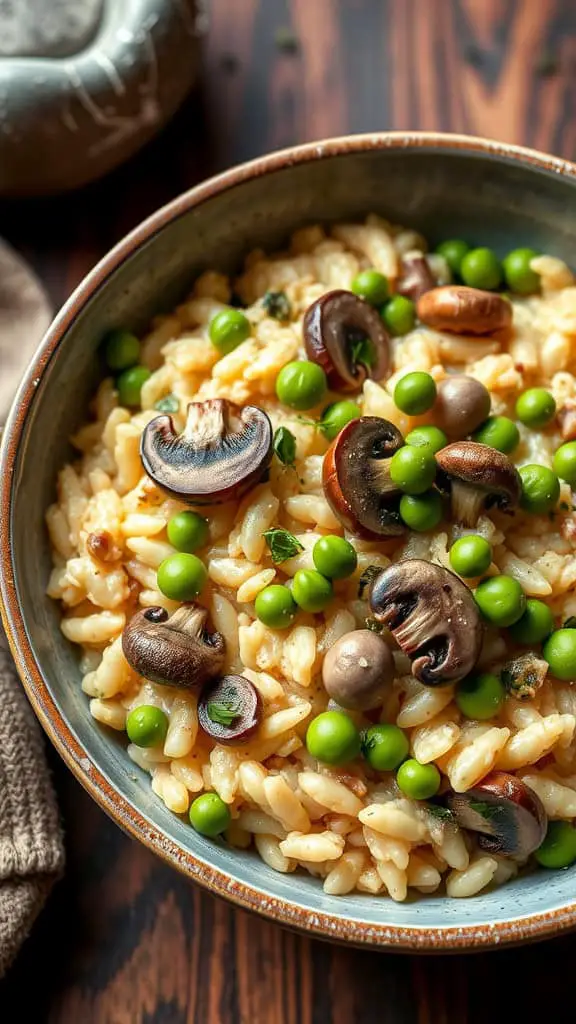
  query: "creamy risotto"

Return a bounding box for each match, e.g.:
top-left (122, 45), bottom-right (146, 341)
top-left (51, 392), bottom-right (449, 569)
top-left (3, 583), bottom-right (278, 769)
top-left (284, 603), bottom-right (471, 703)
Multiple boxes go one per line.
top-left (47, 217), bottom-right (576, 900)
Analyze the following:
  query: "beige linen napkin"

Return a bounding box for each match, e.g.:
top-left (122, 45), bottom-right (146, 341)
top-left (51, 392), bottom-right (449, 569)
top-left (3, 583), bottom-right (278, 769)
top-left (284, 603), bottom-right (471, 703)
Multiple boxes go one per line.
top-left (0, 240), bottom-right (65, 976)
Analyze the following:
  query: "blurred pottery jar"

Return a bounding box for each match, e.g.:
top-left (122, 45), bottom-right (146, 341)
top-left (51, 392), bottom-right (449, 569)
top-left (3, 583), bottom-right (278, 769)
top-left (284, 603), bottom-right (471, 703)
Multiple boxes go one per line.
top-left (0, 0), bottom-right (205, 195)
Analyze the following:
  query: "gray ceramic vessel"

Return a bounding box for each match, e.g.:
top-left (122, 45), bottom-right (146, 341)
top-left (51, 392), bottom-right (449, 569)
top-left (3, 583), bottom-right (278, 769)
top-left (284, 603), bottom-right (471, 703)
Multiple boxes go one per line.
top-left (2, 133), bottom-right (576, 951)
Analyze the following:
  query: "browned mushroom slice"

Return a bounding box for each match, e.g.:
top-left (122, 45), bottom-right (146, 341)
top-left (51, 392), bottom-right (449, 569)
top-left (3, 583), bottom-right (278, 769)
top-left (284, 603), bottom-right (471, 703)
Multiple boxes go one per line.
top-left (369, 560), bottom-right (483, 686)
top-left (322, 417), bottom-right (405, 538)
top-left (198, 675), bottom-right (261, 744)
top-left (501, 651), bottom-right (548, 701)
top-left (436, 441), bottom-right (521, 527)
top-left (122, 605), bottom-right (225, 689)
top-left (322, 629), bottom-right (395, 710)
top-left (397, 254), bottom-right (436, 302)
top-left (303, 290), bottom-right (390, 391)
top-left (434, 376), bottom-right (491, 439)
top-left (140, 399), bottom-right (273, 505)
top-left (448, 772), bottom-right (547, 858)
top-left (417, 286), bottom-right (512, 335)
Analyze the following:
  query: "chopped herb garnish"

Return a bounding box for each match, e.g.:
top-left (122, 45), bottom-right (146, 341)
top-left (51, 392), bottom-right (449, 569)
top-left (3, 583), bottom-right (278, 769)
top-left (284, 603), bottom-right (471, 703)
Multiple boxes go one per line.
top-left (426, 803), bottom-right (454, 822)
top-left (273, 426), bottom-right (297, 467)
top-left (263, 527), bottom-right (304, 564)
top-left (154, 393), bottom-right (179, 413)
top-left (207, 700), bottom-right (240, 726)
top-left (360, 730), bottom-right (376, 755)
top-left (358, 564), bottom-right (383, 598)
top-left (469, 801), bottom-right (502, 821)
top-left (350, 336), bottom-right (376, 371)
top-left (365, 617), bottom-right (385, 634)
top-left (263, 290), bottom-right (291, 321)
top-left (564, 616), bottom-right (576, 629)
top-left (275, 26), bottom-right (299, 53)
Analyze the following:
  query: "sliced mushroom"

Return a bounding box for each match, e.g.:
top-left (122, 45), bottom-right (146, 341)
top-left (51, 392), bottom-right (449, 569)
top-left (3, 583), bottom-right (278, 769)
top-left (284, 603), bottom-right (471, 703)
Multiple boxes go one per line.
top-left (303, 290), bottom-right (390, 391)
top-left (436, 441), bottom-right (521, 527)
top-left (501, 651), bottom-right (548, 701)
top-left (198, 674), bottom-right (261, 744)
top-left (558, 399), bottom-right (576, 442)
top-left (140, 399), bottom-right (273, 505)
top-left (448, 772), bottom-right (547, 858)
top-left (434, 376), bottom-right (491, 439)
top-left (417, 286), bottom-right (512, 335)
top-left (322, 416), bottom-right (405, 538)
top-left (122, 605), bottom-right (225, 689)
top-left (368, 559), bottom-right (483, 686)
top-left (397, 254), bottom-right (436, 302)
top-left (322, 629), bottom-right (395, 710)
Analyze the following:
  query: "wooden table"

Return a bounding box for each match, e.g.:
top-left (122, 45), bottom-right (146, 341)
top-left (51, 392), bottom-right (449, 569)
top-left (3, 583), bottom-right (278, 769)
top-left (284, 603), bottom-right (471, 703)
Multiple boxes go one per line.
top-left (2, 2), bottom-right (576, 1020)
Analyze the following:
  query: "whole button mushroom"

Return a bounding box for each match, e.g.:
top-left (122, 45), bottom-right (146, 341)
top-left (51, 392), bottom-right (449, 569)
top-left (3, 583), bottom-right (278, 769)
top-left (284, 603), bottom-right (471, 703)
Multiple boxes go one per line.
top-left (397, 253), bottom-right (436, 302)
top-left (434, 376), bottom-right (491, 440)
top-left (369, 559), bottom-right (483, 686)
top-left (322, 629), bottom-right (395, 710)
top-left (448, 772), bottom-right (547, 858)
top-left (303, 290), bottom-right (390, 392)
top-left (417, 286), bottom-right (512, 335)
top-left (141, 398), bottom-right (273, 505)
top-left (198, 675), bottom-right (261, 744)
top-left (322, 416), bottom-right (406, 538)
top-left (122, 605), bottom-right (225, 690)
top-left (436, 441), bottom-right (522, 527)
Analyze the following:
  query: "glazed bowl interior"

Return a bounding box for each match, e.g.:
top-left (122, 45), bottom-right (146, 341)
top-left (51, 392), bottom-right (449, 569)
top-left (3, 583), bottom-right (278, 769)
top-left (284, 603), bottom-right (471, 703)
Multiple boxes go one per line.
top-left (4, 135), bottom-right (576, 950)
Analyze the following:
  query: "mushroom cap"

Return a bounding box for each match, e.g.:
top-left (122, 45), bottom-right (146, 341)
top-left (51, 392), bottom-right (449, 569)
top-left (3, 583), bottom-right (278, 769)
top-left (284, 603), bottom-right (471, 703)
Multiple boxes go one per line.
top-left (369, 559), bottom-right (483, 685)
top-left (198, 674), bottom-right (261, 744)
top-left (448, 772), bottom-right (547, 859)
top-left (322, 416), bottom-right (405, 538)
top-left (303, 289), bottom-right (390, 391)
top-left (121, 605), bottom-right (225, 689)
top-left (397, 254), bottom-right (436, 302)
top-left (140, 399), bottom-right (273, 505)
top-left (434, 376), bottom-right (491, 439)
top-left (322, 629), bottom-right (395, 710)
top-left (417, 286), bottom-right (512, 335)
top-left (436, 441), bottom-right (522, 520)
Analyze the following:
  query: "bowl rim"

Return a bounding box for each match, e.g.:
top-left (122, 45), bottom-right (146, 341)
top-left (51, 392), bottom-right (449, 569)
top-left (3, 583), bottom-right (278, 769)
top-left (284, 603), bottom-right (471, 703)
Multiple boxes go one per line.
top-left (3, 130), bottom-right (576, 951)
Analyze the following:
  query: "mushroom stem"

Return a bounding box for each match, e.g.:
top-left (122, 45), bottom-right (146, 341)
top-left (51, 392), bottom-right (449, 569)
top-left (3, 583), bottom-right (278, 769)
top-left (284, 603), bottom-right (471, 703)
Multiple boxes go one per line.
top-left (182, 401), bottom-right (227, 444)
top-left (450, 480), bottom-right (487, 527)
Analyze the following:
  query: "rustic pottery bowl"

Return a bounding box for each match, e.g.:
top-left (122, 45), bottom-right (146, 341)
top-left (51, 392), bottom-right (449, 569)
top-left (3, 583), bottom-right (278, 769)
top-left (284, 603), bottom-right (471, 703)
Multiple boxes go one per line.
top-left (3, 133), bottom-right (576, 951)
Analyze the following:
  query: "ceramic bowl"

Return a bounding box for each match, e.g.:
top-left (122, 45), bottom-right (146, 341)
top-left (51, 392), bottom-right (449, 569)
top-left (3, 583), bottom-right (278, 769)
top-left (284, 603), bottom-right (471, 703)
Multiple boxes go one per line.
top-left (3, 133), bottom-right (576, 951)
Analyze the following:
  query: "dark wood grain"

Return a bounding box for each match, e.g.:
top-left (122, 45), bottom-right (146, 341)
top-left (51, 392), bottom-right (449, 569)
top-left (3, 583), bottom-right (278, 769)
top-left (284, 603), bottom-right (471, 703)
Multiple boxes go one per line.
top-left (1, 1), bottom-right (576, 1021)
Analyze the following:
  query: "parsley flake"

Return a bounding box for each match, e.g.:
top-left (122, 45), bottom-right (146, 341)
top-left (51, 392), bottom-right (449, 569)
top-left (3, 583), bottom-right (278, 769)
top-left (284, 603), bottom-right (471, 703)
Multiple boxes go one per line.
top-left (154, 394), bottom-right (179, 413)
top-left (273, 426), bottom-right (297, 467)
top-left (207, 701), bottom-right (240, 726)
top-left (264, 527), bottom-right (304, 564)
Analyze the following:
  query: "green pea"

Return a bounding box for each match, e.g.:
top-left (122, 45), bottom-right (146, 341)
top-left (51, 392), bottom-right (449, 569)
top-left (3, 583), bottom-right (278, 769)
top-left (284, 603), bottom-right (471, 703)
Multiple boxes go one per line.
top-left (275, 360), bottom-right (327, 411)
top-left (157, 553), bottom-right (207, 602)
top-left (305, 710), bottom-right (361, 765)
top-left (167, 511), bottom-right (209, 553)
top-left (472, 415), bottom-right (520, 454)
top-left (449, 535), bottom-right (492, 578)
top-left (313, 535), bottom-right (358, 580)
top-left (389, 446), bottom-right (436, 495)
top-left (405, 425), bottom-right (448, 454)
top-left (209, 309), bottom-right (251, 355)
top-left (543, 628), bottom-right (576, 680)
top-left (292, 569), bottom-right (333, 613)
top-left (254, 585), bottom-right (297, 629)
top-left (399, 491), bottom-right (443, 532)
top-left (519, 464), bottom-right (560, 515)
top-left (381, 295), bottom-right (415, 336)
top-left (351, 268), bottom-right (389, 306)
top-left (535, 820), bottom-right (576, 868)
top-left (361, 724), bottom-right (409, 771)
top-left (434, 239), bottom-right (470, 276)
top-left (455, 672), bottom-right (505, 721)
top-left (515, 388), bottom-right (556, 429)
top-left (117, 365), bottom-right (151, 408)
top-left (474, 575), bottom-right (526, 628)
top-left (553, 442), bottom-right (576, 487)
top-left (126, 705), bottom-right (169, 747)
top-left (460, 247), bottom-right (502, 290)
top-left (320, 400), bottom-right (361, 441)
top-left (104, 328), bottom-right (140, 371)
top-left (396, 759), bottom-right (441, 800)
top-left (394, 371), bottom-right (437, 416)
top-left (509, 599), bottom-right (555, 645)
top-left (189, 792), bottom-right (231, 838)
top-left (502, 248), bottom-right (540, 295)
